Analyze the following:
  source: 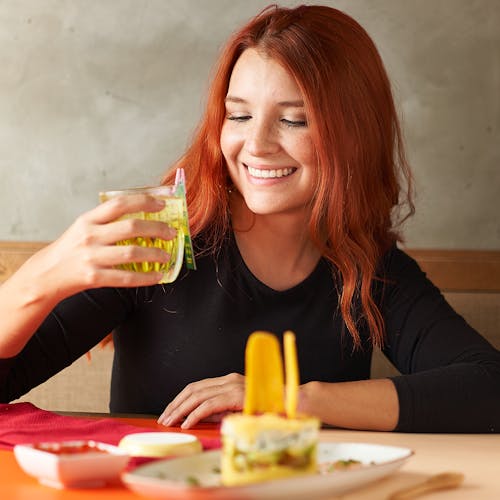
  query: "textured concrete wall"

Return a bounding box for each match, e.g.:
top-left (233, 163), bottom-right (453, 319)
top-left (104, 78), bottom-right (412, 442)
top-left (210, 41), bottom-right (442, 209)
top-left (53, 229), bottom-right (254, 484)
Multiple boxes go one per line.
top-left (0, 0), bottom-right (498, 248)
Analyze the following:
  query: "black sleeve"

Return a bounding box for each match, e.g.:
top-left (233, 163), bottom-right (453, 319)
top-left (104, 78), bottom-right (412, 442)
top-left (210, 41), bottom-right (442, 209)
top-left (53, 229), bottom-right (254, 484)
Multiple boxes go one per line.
top-left (380, 247), bottom-right (500, 432)
top-left (0, 286), bottom-right (137, 403)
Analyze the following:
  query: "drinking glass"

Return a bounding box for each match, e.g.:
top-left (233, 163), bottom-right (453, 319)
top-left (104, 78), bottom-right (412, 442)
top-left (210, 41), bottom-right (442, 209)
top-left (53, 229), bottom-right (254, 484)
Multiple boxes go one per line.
top-left (99, 184), bottom-right (185, 284)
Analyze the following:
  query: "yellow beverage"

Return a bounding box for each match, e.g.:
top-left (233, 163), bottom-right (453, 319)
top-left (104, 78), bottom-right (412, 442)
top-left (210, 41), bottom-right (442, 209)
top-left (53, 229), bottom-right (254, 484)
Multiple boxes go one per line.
top-left (99, 187), bottom-right (185, 284)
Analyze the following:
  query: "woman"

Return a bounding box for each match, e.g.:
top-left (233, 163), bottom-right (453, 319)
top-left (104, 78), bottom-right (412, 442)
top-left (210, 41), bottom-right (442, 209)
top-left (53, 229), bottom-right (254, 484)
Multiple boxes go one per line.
top-left (1, 5), bottom-right (499, 433)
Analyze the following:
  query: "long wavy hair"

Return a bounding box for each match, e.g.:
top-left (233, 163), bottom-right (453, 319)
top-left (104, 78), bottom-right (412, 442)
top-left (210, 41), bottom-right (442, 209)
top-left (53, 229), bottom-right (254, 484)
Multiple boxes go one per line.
top-left (163, 4), bottom-right (414, 347)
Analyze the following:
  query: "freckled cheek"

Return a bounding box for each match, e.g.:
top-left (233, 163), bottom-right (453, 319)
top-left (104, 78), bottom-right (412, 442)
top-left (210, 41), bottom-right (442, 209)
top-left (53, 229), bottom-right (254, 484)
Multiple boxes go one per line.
top-left (220, 125), bottom-right (244, 164)
top-left (285, 135), bottom-right (316, 167)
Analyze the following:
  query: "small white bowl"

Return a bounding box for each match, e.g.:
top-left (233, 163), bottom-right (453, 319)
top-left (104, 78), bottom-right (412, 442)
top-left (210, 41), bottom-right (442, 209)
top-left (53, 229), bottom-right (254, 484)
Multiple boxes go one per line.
top-left (14, 440), bottom-right (130, 489)
top-left (118, 432), bottom-right (202, 458)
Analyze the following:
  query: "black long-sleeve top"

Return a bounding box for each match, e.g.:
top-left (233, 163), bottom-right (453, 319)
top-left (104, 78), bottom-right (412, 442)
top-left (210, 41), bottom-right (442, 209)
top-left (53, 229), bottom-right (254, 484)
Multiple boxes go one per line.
top-left (1, 235), bottom-right (499, 432)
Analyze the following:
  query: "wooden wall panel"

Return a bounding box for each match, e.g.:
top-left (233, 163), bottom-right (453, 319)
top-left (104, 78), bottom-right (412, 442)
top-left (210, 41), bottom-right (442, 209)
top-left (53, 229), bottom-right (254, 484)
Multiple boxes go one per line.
top-left (0, 241), bottom-right (48, 283)
top-left (405, 248), bottom-right (500, 292)
top-left (1, 241), bottom-right (500, 291)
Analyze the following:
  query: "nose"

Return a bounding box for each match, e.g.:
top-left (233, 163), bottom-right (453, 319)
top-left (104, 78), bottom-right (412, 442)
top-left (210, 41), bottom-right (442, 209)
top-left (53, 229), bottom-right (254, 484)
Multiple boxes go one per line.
top-left (244, 119), bottom-right (280, 156)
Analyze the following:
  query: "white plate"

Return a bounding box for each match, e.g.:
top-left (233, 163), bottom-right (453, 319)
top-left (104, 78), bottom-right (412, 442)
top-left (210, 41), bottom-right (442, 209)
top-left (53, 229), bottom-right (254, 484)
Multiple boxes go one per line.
top-left (122, 441), bottom-right (413, 499)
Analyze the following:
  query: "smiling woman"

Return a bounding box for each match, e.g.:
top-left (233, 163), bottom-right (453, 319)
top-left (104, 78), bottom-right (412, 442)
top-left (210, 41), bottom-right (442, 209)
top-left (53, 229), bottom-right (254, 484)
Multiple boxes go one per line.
top-left (219, 49), bottom-right (320, 292)
top-left (0, 4), bottom-right (499, 434)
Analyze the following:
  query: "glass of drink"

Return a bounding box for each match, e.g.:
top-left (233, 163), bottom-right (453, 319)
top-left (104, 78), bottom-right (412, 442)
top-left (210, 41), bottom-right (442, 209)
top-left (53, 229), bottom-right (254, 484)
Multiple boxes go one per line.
top-left (99, 184), bottom-right (186, 284)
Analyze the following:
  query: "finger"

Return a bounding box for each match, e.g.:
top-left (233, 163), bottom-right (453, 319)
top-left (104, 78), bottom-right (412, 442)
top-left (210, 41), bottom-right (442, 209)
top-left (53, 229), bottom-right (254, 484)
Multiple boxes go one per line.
top-left (93, 244), bottom-right (171, 267)
top-left (158, 384), bottom-right (223, 426)
top-left (159, 381), bottom-right (244, 428)
top-left (181, 395), bottom-right (243, 429)
top-left (95, 219), bottom-right (178, 247)
top-left (160, 375), bottom-right (233, 415)
top-left (89, 195), bottom-right (166, 225)
top-left (158, 375), bottom-right (239, 425)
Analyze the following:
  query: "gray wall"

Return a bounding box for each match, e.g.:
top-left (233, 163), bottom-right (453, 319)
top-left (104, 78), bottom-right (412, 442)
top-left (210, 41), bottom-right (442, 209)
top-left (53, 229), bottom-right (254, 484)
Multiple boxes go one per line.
top-left (1, 0), bottom-right (499, 249)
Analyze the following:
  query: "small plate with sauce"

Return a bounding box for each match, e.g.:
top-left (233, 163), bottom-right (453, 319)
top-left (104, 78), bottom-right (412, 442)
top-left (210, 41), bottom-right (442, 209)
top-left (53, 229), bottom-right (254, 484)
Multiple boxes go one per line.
top-left (13, 440), bottom-right (130, 489)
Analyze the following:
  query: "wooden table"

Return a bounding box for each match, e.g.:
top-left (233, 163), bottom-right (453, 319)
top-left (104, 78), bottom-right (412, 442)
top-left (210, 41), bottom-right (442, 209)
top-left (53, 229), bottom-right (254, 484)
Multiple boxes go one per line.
top-left (1, 414), bottom-right (499, 499)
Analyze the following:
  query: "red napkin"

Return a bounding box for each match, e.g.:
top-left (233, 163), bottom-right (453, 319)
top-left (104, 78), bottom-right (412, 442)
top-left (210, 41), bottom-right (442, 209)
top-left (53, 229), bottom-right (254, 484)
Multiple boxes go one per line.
top-left (0, 402), bottom-right (221, 452)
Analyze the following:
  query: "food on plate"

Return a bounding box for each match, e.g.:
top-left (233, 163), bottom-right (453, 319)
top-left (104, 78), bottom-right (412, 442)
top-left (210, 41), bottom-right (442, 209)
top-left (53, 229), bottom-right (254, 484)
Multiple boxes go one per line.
top-left (221, 331), bottom-right (320, 486)
top-left (318, 458), bottom-right (364, 474)
top-left (32, 441), bottom-right (109, 455)
top-left (221, 412), bottom-right (319, 485)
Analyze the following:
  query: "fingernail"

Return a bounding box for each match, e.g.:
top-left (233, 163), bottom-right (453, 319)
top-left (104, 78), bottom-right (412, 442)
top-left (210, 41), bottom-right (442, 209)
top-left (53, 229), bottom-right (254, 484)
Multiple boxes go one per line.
top-left (161, 417), bottom-right (171, 427)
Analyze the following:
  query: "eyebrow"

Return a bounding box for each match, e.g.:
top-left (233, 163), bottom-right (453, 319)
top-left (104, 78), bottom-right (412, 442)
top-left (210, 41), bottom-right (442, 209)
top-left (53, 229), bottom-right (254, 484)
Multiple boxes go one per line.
top-left (225, 96), bottom-right (305, 107)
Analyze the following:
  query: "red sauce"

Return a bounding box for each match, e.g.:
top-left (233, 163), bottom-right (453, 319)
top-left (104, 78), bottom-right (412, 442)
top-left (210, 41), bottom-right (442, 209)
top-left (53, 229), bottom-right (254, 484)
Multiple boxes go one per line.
top-left (33, 442), bottom-right (109, 455)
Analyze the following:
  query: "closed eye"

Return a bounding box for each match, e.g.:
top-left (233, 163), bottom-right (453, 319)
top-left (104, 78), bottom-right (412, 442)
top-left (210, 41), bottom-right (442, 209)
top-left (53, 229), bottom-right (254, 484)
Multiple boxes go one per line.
top-left (281, 118), bottom-right (307, 128)
top-left (226, 115), bottom-right (251, 122)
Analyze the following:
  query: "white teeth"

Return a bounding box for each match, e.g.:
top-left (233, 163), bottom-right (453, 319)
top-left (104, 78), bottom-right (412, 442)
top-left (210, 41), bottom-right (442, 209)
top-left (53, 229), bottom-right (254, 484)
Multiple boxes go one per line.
top-left (247, 166), bottom-right (295, 179)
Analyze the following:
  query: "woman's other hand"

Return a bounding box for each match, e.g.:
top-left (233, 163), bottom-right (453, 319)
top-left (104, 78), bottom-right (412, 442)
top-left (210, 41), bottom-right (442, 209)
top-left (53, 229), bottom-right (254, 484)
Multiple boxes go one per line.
top-left (157, 373), bottom-right (245, 429)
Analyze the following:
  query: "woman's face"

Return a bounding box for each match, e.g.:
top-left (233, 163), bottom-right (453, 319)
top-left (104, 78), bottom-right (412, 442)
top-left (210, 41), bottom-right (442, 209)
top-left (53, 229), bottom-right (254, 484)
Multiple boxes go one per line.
top-left (220, 49), bottom-right (316, 218)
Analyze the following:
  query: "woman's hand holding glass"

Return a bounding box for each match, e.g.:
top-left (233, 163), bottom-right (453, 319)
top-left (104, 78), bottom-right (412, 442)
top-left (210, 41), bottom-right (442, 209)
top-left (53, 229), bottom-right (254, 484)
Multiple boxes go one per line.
top-left (0, 194), bottom-right (177, 358)
top-left (32, 194), bottom-right (177, 300)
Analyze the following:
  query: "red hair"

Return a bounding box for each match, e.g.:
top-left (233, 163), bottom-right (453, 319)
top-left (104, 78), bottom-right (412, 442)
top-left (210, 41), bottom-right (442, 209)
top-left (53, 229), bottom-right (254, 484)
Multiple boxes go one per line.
top-left (163, 4), bottom-right (414, 347)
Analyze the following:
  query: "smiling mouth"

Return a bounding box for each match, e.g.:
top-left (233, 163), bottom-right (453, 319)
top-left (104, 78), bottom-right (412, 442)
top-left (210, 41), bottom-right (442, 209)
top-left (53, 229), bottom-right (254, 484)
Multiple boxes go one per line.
top-left (246, 165), bottom-right (297, 179)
